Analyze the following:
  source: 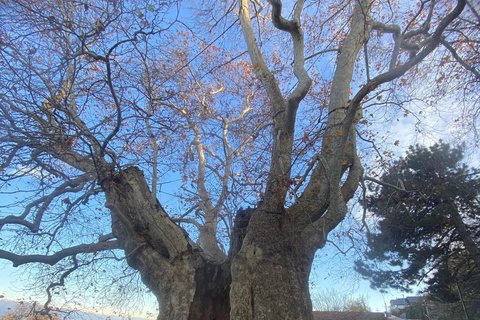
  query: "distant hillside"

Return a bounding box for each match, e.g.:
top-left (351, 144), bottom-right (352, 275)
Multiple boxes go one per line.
top-left (0, 298), bottom-right (18, 315)
top-left (0, 298), bottom-right (151, 320)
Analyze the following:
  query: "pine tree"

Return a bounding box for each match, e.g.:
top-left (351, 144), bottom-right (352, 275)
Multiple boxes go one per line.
top-left (356, 143), bottom-right (480, 317)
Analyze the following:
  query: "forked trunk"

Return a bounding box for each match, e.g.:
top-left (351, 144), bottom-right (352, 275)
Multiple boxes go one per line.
top-left (141, 248), bottom-right (312, 320)
top-left (102, 168), bottom-right (315, 320)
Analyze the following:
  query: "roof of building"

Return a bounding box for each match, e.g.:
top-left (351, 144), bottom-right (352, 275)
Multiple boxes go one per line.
top-left (390, 296), bottom-right (424, 306)
top-left (405, 296), bottom-right (423, 304)
top-left (312, 311), bottom-right (387, 320)
top-left (390, 298), bottom-right (409, 306)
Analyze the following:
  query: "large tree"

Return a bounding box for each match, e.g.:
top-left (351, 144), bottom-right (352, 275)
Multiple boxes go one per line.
top-left (0, 0), bottom-right (477, 319)
top-left (355, 143), bottom-right (480, 317)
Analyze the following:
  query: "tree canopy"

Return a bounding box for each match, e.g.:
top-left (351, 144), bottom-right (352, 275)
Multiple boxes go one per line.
top-left (0, 0), bottom-right (479, 319)
top-left (355, 143), bottom-right (480, 316)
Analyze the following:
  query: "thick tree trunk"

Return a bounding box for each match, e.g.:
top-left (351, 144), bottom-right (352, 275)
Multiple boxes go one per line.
top-left (102, 168), bottom-right (316, 319)
top-left (101, 167), bottom-right (231, 320)
top-left (126, 246), bottom-right (231, 320)
top-left (230, 209), bottom-right (315, 320)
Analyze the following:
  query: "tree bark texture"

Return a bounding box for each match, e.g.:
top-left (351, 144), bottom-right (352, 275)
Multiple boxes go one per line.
top-left (101, 167), bottom-right (319, 320)
top-left (102, 167), bottom-right (232, 320)
top-left (230, 209), bottom-right (315, 320)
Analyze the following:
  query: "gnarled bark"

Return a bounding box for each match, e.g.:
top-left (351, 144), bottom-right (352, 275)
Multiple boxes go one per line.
top-left (230, 209), bottom-right (315, 320)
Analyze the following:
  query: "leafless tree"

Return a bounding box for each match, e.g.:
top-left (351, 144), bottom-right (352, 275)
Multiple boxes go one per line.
top-left (0, 0), bottom-right (477, 319)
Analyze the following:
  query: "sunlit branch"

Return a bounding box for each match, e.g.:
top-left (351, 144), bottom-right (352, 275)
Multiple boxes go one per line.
top-left (176, 205), bottom-right (200, 221)
top-left (292, 154), bottom-right (319, 194)
top-left (216, 121), bottom-right (233, 212)
top-left (172, 218), bottom-right (202, 229)
top-left (364, 43), bottom-right (371, 80)
top-left (340, 148), bottom-right (363, 201)
top-left (297, 0), bottom-right (373, 249)
top-left (202, 145), bottom-right (227, 167)
top-left (269, 0), bottom-right (312, 128)
top-left (239, 0), bottom-right (285, 115)
top-left (363, 175), bottom-right (407, 193)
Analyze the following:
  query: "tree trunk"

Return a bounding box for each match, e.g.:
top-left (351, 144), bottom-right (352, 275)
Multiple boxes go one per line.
top-left (230, 209), bottom-right (315, 320)
top-left (101, 168), bottom-right (316, 320)
top-left (101, 167), bottom-right (231, 320)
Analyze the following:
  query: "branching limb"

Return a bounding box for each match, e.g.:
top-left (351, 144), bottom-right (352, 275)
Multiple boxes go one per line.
top-left (238, 0), bottom-right (285, 117)
top-left (346, 0), bottom-right (466, 134)
top-left (41, 255), bottom-right (79, 315)
top-left (0, 240), bottom-right (121, 267)
top-left (172, 218), bottom-right (202, 229)
top-left (403, 0), bottom-right (435, 39)
top-left (292, 154), bottom-right (320, 194)
top-left (441, 38), bottom-right (480, 80)
top-left (363, 175), bottom-right (407, 193)
top-left (372, 20), bottom-right (402, 70)
top-left (269, 0), bottom-right (312, 129)
top-left (45, 186), bottom-right (103, 252)
top-left (0, 174), bottom-right (92, 232)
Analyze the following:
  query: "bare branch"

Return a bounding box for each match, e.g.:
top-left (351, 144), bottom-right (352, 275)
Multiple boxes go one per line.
top-left (363, 175), bottom-right (407, 193)
top-left (372, 20), bottom-right (402, 70)
top-left (42, 256), bottom-right (79, 315)
top-left (269, 0), bottom-right (312, 129)
top-left (0, 174), bottom-right (93, 232)
top-left (0, 240), bottom-right (121, 267)
top-left (346, 0), bottom-right (467, 132)
top-left (239, 0), bottom-right (286, 116)
top-left (441, 38), bottom-right (480, 80)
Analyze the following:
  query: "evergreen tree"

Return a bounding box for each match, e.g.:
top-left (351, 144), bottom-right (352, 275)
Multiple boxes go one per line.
top-left (355, 143), bottom-right (480, 316)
